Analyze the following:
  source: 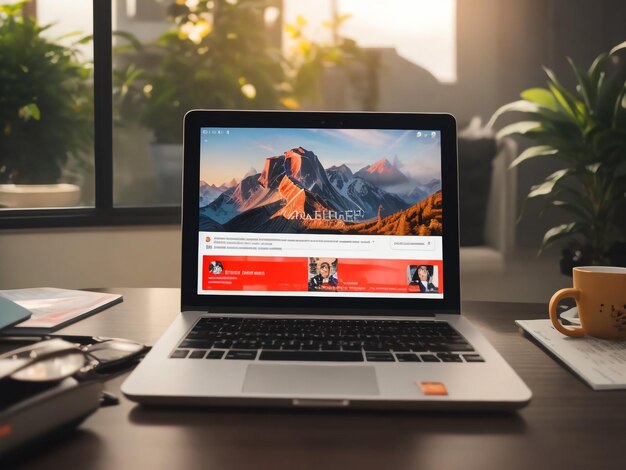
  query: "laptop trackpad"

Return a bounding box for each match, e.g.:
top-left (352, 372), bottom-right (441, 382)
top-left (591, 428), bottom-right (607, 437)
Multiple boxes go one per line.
top-left (243, 364), bottom-right (380, 395)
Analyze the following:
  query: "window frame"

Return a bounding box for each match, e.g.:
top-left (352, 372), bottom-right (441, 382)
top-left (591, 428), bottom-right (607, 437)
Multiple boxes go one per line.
top-left (0, 0), bottom-right (180, 229)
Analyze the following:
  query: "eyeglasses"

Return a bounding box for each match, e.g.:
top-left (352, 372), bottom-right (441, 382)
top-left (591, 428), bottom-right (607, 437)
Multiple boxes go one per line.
top-left (0, 336), bottom-right (150, 383)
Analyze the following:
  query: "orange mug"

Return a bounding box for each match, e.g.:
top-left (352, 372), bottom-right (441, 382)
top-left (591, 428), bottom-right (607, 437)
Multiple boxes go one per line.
top-left (549, 266), bottom-right (626, 340)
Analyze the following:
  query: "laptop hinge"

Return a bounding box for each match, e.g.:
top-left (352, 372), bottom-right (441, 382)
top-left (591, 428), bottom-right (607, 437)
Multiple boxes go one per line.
top-left (182, 305), bottom-right (457, 317)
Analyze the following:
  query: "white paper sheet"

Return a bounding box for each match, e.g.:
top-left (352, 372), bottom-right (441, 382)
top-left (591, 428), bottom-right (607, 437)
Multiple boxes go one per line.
top-left (516, 319), bottom-right (626, 390)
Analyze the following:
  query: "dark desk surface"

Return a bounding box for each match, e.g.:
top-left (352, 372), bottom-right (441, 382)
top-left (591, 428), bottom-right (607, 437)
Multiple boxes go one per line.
top-left (7, 288), bottom-right (626, 470)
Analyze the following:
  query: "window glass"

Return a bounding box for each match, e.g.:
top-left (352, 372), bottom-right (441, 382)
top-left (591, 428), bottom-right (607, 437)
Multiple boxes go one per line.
top-left (112, 0), bottom-right (287, 206)
top-left (0, 0), bottom-right (94, 209)
top-left (111, 0), bottom-right (456, 207)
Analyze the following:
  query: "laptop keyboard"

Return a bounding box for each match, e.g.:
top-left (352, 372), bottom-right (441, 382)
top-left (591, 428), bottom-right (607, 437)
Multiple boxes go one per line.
top-left (170, 317), bottom-right (484, 363)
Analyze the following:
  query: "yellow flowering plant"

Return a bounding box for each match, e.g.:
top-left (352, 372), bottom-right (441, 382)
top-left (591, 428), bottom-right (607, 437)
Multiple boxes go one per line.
top-left (115, 0), bottom-right (290, 144)
top-left (284, 12), bottom-right (375, 108)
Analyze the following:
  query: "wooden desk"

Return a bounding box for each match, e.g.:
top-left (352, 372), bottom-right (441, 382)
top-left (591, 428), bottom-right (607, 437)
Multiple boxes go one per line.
top-left (8, 288), bottom-right (626, 469)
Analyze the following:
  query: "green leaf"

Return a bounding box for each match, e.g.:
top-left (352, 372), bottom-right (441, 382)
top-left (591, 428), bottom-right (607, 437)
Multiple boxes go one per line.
top-left (18, 103), bottom-right (41, 121)
top-left (509, 145), bottom-right (558, 168)
top-left (487, 100), bottom-right (540, 128)
top-left (567, 56), bottom-right (592, 110)
top-left (53, 30), bottom-right (84, 42)
top-left (593, 128), bottom-right (624, 160)
top-left (113, 30), bottom-right (144, 51)
top-left (75, 34), bottom-right (93, 46)
top-left (585, 162), bottom-right (601, 174)
top-left (544, 66), bottom-right (580, 105)
top-left (496, 121), bottom-right (542, 139)
top-left (545, 200), bottom-right (591, 221)
top-left (613, 81), bottom-right (626, 128)
top-left (548, 82), bottom-right (580, 124)
top-left (527, 169), bottom-right (570, 198)
top-left (588, 52), bottom-right (608, 85)
top-left (596, 75), bottom-right (624, 124)
top-left (542, 222), bottom-right (586, 250)
top-left (0, 2), bottom-right (27, 17)
top-left (609, 40), bottom-right (626, 56)
top-left (521, 88), bottom-right (559, 111)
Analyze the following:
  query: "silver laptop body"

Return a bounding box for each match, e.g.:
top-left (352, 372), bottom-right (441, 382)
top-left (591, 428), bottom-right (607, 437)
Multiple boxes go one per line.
top-left (122, 110), bottom-right (531, 410)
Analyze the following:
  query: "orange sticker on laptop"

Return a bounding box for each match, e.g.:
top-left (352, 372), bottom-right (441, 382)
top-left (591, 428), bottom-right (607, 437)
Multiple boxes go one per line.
top-left (419, 381), bottom-right (448, 395)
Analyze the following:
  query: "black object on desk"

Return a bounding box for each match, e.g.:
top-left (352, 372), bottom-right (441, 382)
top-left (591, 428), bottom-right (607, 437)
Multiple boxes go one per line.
top-left (0, 377), bottom-right (103, 458)
top-left (0, 335), bottom-right (149, 459)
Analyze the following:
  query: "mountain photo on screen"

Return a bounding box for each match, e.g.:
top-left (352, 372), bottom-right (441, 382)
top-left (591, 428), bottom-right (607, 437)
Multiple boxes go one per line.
top-left (199, 128), bottom-right (442, 236)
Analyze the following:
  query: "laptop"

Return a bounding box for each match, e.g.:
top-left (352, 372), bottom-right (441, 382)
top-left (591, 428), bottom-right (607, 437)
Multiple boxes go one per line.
top-left (122, 110), bottom-right (532, 410)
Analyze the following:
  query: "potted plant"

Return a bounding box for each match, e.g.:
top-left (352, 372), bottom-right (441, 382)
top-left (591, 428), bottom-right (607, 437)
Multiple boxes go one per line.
top-left (489, 41), bottom-right (626, 272)
top-left (284, 12), bottom-right (379, 110)
top-left (114, 0), bottom-right (290, 202)
top-left (0, 1), bottom-right (93, 208)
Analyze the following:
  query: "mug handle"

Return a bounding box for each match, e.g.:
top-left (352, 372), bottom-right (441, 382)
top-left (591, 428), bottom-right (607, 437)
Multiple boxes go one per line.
top-left (548, 288), bottom-right (584, 337)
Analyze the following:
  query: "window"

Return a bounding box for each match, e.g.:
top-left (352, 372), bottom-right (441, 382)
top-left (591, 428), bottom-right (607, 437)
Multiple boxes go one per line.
top-left (0, 0), bottom-right (94, 210)
top-left (1, 0), bottom-right (457, 226)
top-left (1, 0), bottom-right (179, 227)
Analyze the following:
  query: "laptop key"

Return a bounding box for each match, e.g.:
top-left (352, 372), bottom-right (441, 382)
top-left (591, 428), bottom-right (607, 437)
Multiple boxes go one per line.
top-left (259, 351), bottom-right (363, 362)
top-left (365, 353), bottom-right (395, 362)
top-left (463, 354), bottom-right (485, 362)
top-left (226, 350), bottom-right (258, 360)
top-left (180, 339), bottom-right (214, 349)
top-left (170, 349), bottom-right (190, 359)
top-left (427, 343), bottom-right (474, 353)
top-left (206, 350), bottom-right (226, 359)
top-left (420, 354), bottom-right (441, 362)
top-left (396, 353), bottom-right (421, 362)
top-left (189, 350), bottom-right (207, 359)
top-left (438, 354), bottom-right (462, 362)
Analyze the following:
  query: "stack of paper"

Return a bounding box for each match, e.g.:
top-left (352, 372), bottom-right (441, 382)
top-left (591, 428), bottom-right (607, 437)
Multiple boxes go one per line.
top-left (517, 319), bottom-right (626, 390)
top-left (0, 288), bottom-right (122, 335)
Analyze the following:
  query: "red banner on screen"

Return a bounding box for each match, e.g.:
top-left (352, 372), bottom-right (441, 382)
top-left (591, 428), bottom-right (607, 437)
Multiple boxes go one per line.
top-left (202, 256), bottom-right (443, 295)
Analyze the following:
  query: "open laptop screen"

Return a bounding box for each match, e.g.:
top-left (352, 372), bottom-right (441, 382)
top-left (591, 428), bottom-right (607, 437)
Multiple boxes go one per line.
top-left (198, 126), bottom-right (444, 299)
top-left (182, 111), bottom-right (459, 313)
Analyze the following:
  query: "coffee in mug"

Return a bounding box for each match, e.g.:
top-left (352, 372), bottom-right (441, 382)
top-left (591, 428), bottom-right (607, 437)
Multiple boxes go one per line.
top-left (549, 266), bottom-right (626, 340)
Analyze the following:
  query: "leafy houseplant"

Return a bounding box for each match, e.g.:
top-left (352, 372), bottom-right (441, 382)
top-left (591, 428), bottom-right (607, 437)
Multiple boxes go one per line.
top-left (113, 0), bottom-right (292, 204)
top-left (489, 41), bottom-right (626, 267)
top-left (0, 1), bottom-right (92, 185)
top-left (115, 0), bottom-right (290, 145)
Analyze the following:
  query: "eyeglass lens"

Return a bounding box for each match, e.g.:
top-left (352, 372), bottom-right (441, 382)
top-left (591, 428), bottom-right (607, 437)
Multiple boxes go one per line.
top-left (10, 351), bottom-right (87, 382)
top-left (84, 340), bottom-right (147, 369)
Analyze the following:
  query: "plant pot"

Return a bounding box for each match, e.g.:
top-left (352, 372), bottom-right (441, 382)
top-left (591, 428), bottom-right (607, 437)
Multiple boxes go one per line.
top-left (150, 143), bottom-right (183, 205)
top-left (0, 184), bottom-right (81, 208)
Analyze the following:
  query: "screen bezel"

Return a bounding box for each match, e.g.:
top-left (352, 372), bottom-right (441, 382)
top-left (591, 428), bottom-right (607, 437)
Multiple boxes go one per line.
top-left (181, 110), bottom-right (460, 316)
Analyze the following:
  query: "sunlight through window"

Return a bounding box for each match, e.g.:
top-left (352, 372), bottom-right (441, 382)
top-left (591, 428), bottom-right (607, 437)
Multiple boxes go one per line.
top-left (284, 0), bottom-right (457, 83)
